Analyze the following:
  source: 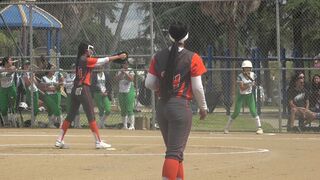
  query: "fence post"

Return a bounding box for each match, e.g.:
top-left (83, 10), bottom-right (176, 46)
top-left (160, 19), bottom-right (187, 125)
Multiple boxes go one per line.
top-left (28, 1), bottom-right (35, 127)
top-left (55, 29), bottom-right (61, 55)
top-left (149, 2), bottom-right (156, 130)
top-left (281, 48), bottom-right (286, 116)
top-left (223, 49), bottom-right (232, 115)
top-left (292, 48), bottom-right (303, 69)
top-left (47, 30), bottom-right (52, 56)
top-left (206, 45), bottom-right (213, 93)
top-left (253, 48), bottom-right (261, 115)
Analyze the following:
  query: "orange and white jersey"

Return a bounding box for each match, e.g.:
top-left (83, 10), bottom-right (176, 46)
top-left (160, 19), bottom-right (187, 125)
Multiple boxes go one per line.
top-left (148, 47), bottom-right (207, 100)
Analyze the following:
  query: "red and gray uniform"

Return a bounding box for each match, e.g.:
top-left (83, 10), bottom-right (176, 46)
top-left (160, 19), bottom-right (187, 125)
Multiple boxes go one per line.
top-left (147, 48), bottom-right (206, 161)
top-left (65, 56), bottom-right (107, 122)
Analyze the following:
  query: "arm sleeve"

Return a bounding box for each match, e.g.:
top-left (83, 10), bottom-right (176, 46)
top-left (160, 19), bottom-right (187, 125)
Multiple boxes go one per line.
top-left (86, 57), bottom-right (110, 67)
top-left (191, 76), bottom-right (207, 110)
top-left (95, 57), bottom-right (110, 67)
top-left (145, 73), bottom-right (159, 91)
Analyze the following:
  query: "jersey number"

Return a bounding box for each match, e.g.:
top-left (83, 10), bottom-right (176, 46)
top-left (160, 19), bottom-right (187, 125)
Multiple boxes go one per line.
top-left (173, 74), bottom-right (181, 89)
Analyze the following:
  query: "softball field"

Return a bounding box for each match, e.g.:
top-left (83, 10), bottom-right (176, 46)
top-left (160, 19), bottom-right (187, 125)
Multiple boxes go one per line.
top-left (0, 128), bottom-right (319, 180)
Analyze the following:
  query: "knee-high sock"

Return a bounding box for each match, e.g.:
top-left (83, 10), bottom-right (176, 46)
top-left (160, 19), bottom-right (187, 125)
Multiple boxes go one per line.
top-left (162, 158), bottom-right (179, 180)
top-left (89, 120), bottom-right (101, 142)
top-left (57, 120), bottom-right (71, 141)
top-left (129, 115), bottom-right (135, 128)
top-left (99, 115), bottom-right (105, 129)
top-left (57, 115), bottom-right (63, 128)
top-left (122, 116), bottom-right (128, 128)
top-left (74, 115), bottom-right (81, 128)
top-left (225, 116), bottom-right (233, 130)
top-left (255, 116), bottom-right (261, 128)
top-left (176, 162), bottom-right (184, 180)
top-left (2, 116), bottom-right (8, 125)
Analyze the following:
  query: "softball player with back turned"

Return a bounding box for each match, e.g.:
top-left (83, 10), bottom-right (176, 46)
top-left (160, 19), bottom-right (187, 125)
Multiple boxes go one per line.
top-left (224, 60), bottom-right (263, 134)
top-left (145, 21), bottom-right (207, 180)
top-left (54, 42), bottom-right (127, 149)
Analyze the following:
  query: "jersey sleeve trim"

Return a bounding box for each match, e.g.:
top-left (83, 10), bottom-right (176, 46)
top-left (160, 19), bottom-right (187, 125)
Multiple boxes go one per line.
top-left (87, 57), bottom-right (98, 68)
top-left (148, 58), bottom-right (158, 76)
top-left (191, 54), bottom-right (207, 77)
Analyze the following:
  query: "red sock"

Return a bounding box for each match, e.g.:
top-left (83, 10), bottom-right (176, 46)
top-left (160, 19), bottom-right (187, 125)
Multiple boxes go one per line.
top-left (177, 162), bottom-right (184, 180)
top-left (162, 158), bottom-right (179, 180)
top-left (59, 120), bottom-right (71, 141)
top-left (89, 120), bottom-right (101, 142)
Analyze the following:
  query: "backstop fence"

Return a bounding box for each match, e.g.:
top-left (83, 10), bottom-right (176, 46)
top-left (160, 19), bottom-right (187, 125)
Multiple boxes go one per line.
top-left (0, 0), bottom-right (320, 133)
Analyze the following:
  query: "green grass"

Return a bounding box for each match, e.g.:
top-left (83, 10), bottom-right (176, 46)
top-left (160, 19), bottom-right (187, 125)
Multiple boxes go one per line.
top-left (191, 113), bottom-right (276, 132)
top-left (19, 111), bottom-right (276, 132)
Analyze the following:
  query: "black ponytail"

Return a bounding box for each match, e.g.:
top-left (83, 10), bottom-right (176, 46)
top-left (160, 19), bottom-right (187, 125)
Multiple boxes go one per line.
top-left (160, 42), bottom-right (179, 101)
top-left (77, 42), bottom-right (89, 59)
top-left (160, 21), bottom-right (188, 102)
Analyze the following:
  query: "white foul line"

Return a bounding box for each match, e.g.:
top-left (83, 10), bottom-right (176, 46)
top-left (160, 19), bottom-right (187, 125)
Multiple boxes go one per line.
top-left (0, 143), bottom-right (270, 156)
top-left (0, 132), bottom-right (272, 156)
top-left (0, 150), bottom-right (269, 156)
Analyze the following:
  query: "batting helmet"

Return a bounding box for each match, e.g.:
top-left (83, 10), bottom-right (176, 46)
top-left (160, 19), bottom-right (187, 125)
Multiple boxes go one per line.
top-left (241, 60), bottom-right (253, 68)
top-left (19, 102), bottom-right (28, 110)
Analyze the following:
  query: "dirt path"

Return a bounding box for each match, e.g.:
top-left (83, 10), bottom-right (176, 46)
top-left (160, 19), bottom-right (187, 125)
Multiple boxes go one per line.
top-left (0, 129), bottom-right (319, 180)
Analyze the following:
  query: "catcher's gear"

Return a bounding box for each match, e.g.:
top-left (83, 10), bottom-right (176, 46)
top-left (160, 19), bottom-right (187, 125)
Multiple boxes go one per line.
top-left (112, 51), bottom-right (128, 64)
top-left (241, 60), bottom-right (252, 68)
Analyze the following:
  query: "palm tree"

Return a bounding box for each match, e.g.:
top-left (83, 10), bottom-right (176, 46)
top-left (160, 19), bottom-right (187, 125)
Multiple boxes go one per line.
top-left (200, 1), bottom-right (261, 58)
top-left (109, 2), bottom-right (132, 54)
top-left (200, 1), bottom-right (261, 111)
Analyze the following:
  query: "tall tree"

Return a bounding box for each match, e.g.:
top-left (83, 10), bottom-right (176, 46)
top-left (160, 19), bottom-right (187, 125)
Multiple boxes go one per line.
top-left (40, 2), bottom-right (118, 55)
top-left (200, 1), bottom-right (261, 58)
top-left (109, 2), bottom-right (132, 53)
top-left (199, 0), bottom-right (261, 109)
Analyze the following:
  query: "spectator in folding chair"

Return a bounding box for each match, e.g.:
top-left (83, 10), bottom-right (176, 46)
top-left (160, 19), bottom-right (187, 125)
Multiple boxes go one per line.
top-left (0, 57), bottom-right (17, 126)
top-left (313, 54), bottom-right (320, 68)
top-left (91, 66), bottom-right (112, 129)
top-left (40, 64), bottom-right (64, 128)
top-left (310, 74), bottom-right (320, 106)
top-left (292, 92), bottom-right (320, 128)
top-left (287, 72), bottom-right (310, 131)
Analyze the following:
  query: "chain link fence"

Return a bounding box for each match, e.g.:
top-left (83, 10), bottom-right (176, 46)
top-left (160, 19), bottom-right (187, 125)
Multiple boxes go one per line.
top-left (0, 0), bottom-right (320, 133)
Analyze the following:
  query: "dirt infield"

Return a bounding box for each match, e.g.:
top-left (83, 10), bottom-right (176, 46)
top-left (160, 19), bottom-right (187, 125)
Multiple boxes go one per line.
top-left (0, 129), bottom-right (319, 180)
